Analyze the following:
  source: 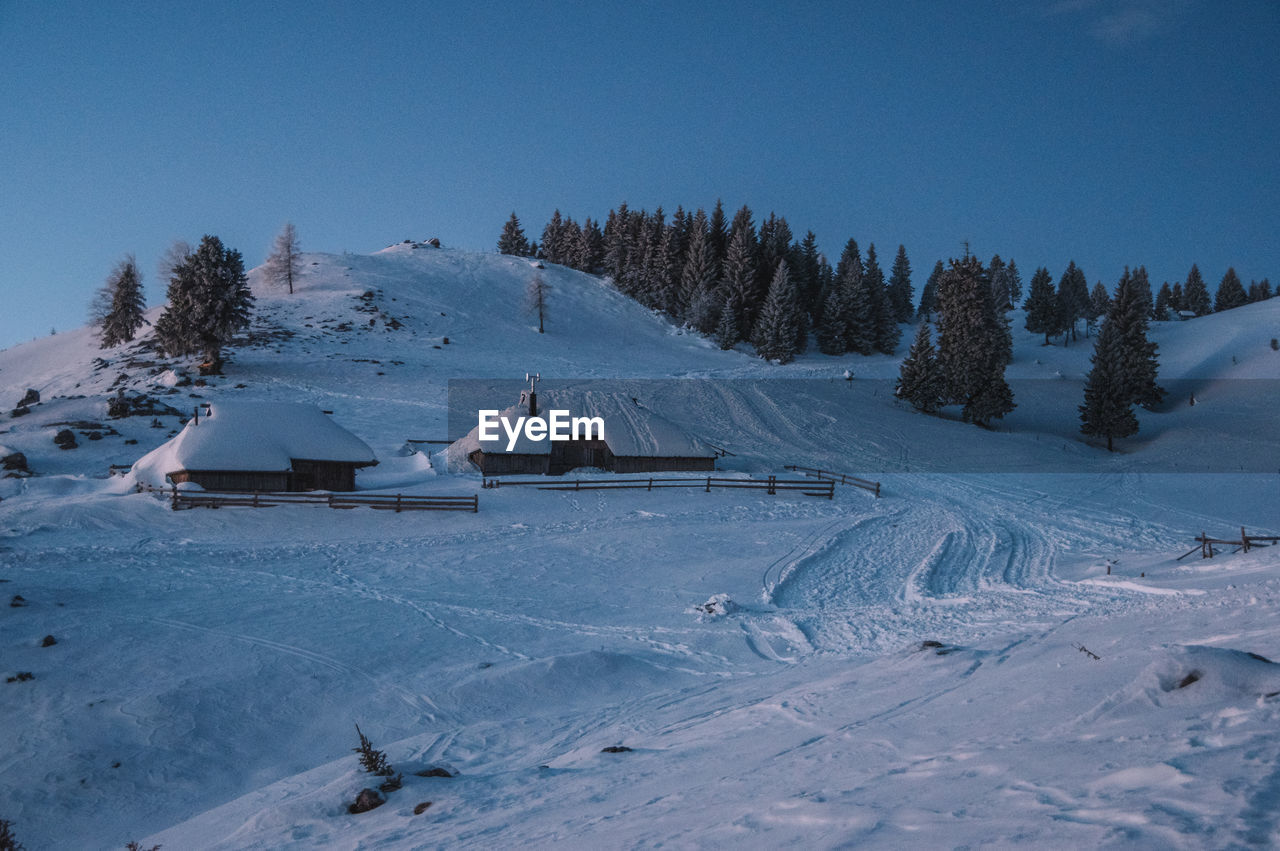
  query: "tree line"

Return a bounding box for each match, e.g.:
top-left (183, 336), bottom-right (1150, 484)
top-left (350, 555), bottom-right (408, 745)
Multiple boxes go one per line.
top-left (498, 204), bottom-right (919, 364)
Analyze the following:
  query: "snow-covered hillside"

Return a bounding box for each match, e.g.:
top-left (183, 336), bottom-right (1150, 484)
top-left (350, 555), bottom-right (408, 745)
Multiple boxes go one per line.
top-left (1, 245), bottom-right (1278, 849)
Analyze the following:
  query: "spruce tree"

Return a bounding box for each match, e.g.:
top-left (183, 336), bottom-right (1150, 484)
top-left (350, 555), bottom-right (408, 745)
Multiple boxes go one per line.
top-left (153, 235), bottom-right (253, 372)
top-left (679, 210), bottom-right (718, 325)
top-left (1171, 282), bottom-right (1184, 313)
top-left (717, 227), bottom-right (756, 347)
top-left (1214, 267), bottom-right (1248, 312)
top-left (1182, 264), bottom-right (1211, 316)
top-left (1114, 266), bottom-right (1165, 409)
top-left (895, 321), bottom-right (943, 413)
top-left (1249, 278), bottom-right (1273, 302)
top-left (1154, 281), bottom-right (1174, 320)
top-left (1055, 261), bottom-right (1089, 344)
top-left (753, 260), bottom-right (801, 363)
top-left (865, 244), bottom-right (900, 354)
top-left (887, 244), bottom-right (914, 322)
top-left (93, 255), bottom-right (147, 348)
top-left (1079, 308), bottom-right (1138, 452)
top-left (815, 277), bottom-right (849, 354)
top-left (1087, 281), bottom-right (1111, 332)
top-left (1006, 258), bottom-right (1023, 306)
top-left (1023, 266), bottom-right (1059, 345)
top-left (917, 259), bottom-right (943, 321)
top-left (935, 255), bottom-right (1014, 425)
top-left (263, 222), bottom-right (301, 294)
top-left (988, 254), bottom-right (1009, 310)
top-left (497, 213), bottom-right (530, 256)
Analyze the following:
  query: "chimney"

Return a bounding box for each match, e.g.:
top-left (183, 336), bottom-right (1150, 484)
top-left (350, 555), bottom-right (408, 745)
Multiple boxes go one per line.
top-left (528, 390), bottom-right (537, 418)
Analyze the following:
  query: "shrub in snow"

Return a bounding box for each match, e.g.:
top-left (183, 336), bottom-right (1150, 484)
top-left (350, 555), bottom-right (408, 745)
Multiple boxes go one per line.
top-left (53, 429), bottom-right (77, 450)
top-left (413, 801), bottom-right (433, 815)
top-left (379, 772), bottom-right (403, 794)
top-left (124, 842), bottom-right (160, 851)
top-left (600, 745), bottom-right (633, 754)
top-left (352, 724), bottom-right (394, 777)
top-left (17, 389), bottom-right (38, 408)
top-left (40, 635), bottom-right (56, 648)
top-left (1272, 338), bottom-right (1278, 351)
top-left (415, 766), bottom-right (454, 778)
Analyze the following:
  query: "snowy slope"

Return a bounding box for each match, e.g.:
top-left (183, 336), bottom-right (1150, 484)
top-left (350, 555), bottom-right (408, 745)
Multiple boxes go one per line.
top-left (0, 245), bottom-right (1278, 849)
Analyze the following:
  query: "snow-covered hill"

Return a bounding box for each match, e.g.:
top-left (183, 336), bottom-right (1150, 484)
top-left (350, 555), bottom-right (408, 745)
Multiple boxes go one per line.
top-left (1, 245), bottom-right (1278, 849)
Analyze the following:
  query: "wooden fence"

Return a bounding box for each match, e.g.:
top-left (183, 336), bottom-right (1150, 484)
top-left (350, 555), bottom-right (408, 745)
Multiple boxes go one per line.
top-left (139, 484), bottom-right (477, 513)
top-left (482, 475), bottom-right (834, 499)
top-left (1178, 527), bottom-right (1279, 560)
top-left (784, 465), bottom-right (881, 497)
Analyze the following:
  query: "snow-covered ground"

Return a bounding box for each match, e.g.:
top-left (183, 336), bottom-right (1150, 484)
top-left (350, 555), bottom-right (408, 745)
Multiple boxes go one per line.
top-left (1, 244), bottom-right (1277, 848)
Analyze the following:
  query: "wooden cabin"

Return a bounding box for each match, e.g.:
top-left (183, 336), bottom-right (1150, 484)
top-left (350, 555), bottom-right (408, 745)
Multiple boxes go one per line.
top-left (131, 402), bottom-right (378, 492)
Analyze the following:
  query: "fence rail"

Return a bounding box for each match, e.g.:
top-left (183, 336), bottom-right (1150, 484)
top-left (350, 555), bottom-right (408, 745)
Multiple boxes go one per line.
top-left (1178, 527), bottom-right (1278, 560)
top-left (483, 475), bottom-right (834, 499)
top-left (784, 465), bottom-right (881, 497)
top-left (138, 484), bottom-right (477, 513)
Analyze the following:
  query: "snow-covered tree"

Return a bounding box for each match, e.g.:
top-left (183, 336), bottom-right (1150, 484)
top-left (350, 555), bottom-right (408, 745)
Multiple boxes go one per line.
top-left (752, 260), bottom-right (802, 363)
top-left (92, 255), bottom-right (147, 348)
top-left (153, 235), bottom-right (253, 372)
top-left (497, 212), bottom-right (530, 256)
top-left (895, 321), bottom-right (943, 413)
top-left (1005, 258), bottom-right (1023, 306)
top-left (1248, 278), bottom-right (1273, 302)
top-left (716, 227), bottom-right (756, 348)
top-left (263, 222), bottom-right (301, 294)
top-left (1154, 281), bottom-right (1174, 320)
top-left (865, 244), bottom-right (900, 354)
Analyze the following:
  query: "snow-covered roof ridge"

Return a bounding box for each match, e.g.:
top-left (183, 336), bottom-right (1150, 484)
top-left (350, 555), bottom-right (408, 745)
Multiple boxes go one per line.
top-left (130, 401), bottom-right (376, 484)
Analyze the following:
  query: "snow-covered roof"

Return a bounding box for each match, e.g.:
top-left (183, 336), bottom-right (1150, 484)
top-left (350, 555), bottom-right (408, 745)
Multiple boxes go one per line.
top-left (450, 390), bottom-right (716, 459)
top-left (131, 402), bottom-right (376, 482)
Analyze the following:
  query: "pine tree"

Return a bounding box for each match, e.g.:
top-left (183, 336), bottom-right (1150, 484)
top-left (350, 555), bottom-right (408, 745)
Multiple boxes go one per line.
top-left (153, 235), bottom-right (253, 372)
top-left (715, 288), bottom-right (744, 350)
top-left (753, 260), bottom-right (801, 363)
top-left (1006, 259), bottom-right (1023, 306)
top-left (264, 222), bottom-right (301, 294)
top-left (1154, 281), bottom-right (1174, 320)
top-left (840, 241), bottom-right (875, 355)
top-left (1170, 282), bottom-right (1184, 313)
top-left (988, 254), bottom-right (1009, 310)
top-left (1249, 278), bottom-right (1273, 302)
top-left (895, 322), bottom-right (943, 413)
top-left (1079, 308), bottom-right (1138, 452)
top-left (1182, 264), bottom-right (1211, 316)
top-left (917, 259), bottom-right (943, 321)
top-left (540, 209), bottom-right (564, 264)
top-left (497, 212), bottom-right (530, 256)
top-left (1055, 261), bottom-right (1089, 344)
top-left (92, 255), bottom-right (147, 348)
top-left (717, 227), bottom-right (756, 348)
top-left (1214, 267), bottom-right (1248, 312)
top-left (935, 255), bottom-right (1015, 426)
top-left (864, 244), bottom-right (899, 354)
top-left (1114, 266), bottom-right (1165, 409)
top-left (679, 210), bottom-right (718, 325)
top-left (1023, 266), bottom-right (1059, 345)
top-left (887, 244), bottom-right (914, 323)
top-left (1087, 280), bottom-right (1111, 332)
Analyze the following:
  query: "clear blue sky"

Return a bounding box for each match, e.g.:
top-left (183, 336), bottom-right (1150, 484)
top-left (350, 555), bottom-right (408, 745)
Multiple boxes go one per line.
top-left (1, 0), bottom-right (1277, 349)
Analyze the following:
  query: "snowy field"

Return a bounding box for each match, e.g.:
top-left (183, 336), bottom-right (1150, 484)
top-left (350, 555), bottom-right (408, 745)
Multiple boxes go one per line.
top-left (1, 244), bottom-right (1278, 848)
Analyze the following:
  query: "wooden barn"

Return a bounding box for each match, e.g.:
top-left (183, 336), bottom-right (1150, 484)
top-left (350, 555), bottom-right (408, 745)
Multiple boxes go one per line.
top-left (451, 388), bottom-right (716, 477)
top-left (130, 401), bottom-right (378, 491)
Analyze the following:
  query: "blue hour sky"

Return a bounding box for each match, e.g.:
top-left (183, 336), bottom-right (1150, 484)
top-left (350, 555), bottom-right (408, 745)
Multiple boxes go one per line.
top-left (1, 0), bottom-right (1277, 349)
